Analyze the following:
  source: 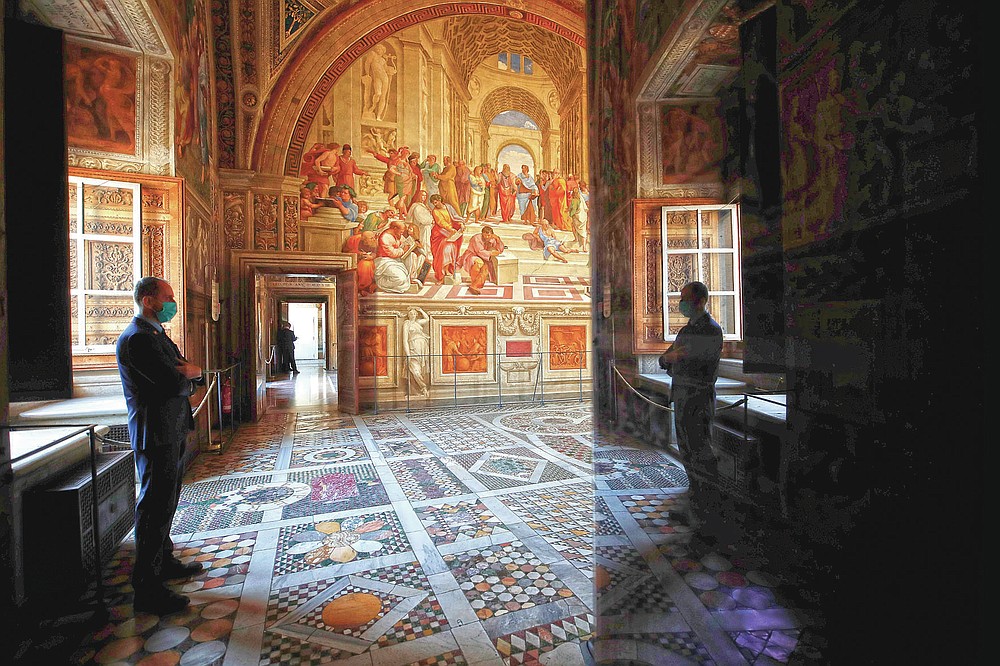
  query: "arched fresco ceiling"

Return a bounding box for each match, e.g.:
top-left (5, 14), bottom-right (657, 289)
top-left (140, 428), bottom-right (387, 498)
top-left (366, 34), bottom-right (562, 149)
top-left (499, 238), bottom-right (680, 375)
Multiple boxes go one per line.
top-left (250, 0), bottom-right (585, 176)
top-left (479, 86), bottom-right (552, 138)
top-left (442, 16), bottom-right (582, 101)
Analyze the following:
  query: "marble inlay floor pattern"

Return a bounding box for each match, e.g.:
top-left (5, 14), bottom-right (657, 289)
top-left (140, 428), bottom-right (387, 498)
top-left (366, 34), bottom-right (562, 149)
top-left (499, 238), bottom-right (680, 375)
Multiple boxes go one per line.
top-left (57, 368), bottom-right (821, 666)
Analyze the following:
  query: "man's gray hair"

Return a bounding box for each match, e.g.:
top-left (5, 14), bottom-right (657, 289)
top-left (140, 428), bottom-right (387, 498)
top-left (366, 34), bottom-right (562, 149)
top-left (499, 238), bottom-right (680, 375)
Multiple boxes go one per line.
top-left (134, 276), bottom-right (162, 306)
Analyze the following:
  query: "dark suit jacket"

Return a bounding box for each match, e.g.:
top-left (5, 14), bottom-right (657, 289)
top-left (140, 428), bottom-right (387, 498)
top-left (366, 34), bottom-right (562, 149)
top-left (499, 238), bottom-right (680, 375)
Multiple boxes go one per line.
top-left (116, 317), bottom-right (197, 451)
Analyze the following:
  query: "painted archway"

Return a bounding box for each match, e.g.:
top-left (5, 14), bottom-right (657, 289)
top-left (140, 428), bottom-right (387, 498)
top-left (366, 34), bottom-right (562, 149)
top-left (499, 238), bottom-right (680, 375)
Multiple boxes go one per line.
top-left (495, 140), bottom-right (538, 172)
top-left (249, 1), bottom-right (584, 177)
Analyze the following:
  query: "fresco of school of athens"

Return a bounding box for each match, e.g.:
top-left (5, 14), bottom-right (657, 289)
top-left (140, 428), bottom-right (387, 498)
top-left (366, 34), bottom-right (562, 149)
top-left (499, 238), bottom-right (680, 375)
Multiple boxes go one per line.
top-left (292, 18), bottom-right (591, 306)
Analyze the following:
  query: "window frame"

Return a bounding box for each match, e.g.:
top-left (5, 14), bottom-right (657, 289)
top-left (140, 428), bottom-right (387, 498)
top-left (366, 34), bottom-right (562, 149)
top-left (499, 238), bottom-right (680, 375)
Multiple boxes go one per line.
top-left (659, 203), bottom-right (742, 342)
top-left (69, 175), bottom-right (143, 355)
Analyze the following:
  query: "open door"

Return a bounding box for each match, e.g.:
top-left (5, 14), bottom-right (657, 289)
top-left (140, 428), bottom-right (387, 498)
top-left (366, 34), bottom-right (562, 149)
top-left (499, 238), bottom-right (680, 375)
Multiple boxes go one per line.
top-left (336, 270), bottom-right (359, 414)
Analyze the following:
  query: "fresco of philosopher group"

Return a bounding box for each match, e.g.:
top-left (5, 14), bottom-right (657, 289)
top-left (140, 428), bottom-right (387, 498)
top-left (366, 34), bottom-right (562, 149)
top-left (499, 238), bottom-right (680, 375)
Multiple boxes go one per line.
top-left (295, 28), bottom-right (591, 307)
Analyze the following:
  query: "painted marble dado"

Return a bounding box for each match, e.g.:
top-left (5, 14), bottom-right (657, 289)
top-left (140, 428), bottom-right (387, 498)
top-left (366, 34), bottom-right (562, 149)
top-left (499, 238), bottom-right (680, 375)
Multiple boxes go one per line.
top-left (358, 300), bottom-right (591, 407)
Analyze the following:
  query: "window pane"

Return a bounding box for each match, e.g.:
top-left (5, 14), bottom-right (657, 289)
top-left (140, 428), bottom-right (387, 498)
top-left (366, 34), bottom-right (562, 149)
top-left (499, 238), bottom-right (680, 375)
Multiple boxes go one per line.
top-left (71, 298), bottom-right (80, 345)
top-left (524, 57), bottom-right (533, 75)
top-left (84, 294), bottom-right (133, 346)
top-left (663, 209), bottom-right (698, 249)
top-left (498, 53), bottom-right (508, 70)
top-left (700, 208), bottom-right (734, 249)
top-left (69, 242), bottom-right (78, 290)
top-left (511, 53), bottom-right (521, 73)
top-left (68, 182), bottom-right (78, 233)
top-left (85, 240), bottom-right (135, 291)
top-left (708, 295), bottom-right (737, 335)
top-left (666, 254), bottom-right (696, 293)
top-left (82, 184), bottom-right (135, 236)
top-left (701, 253), bottom-right (735, 291)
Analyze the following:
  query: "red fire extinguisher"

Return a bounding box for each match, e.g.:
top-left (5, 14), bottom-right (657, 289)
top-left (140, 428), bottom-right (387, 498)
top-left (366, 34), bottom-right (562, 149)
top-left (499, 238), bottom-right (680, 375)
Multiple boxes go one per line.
top-left (222, 377), bottom-right (233, 414)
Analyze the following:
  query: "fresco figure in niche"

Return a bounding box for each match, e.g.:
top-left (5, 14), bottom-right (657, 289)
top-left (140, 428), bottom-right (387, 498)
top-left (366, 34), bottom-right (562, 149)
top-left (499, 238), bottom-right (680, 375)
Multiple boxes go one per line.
top-left (374, 220), bottom-right (421, 294)
top-left (460, 225), bottom-right (505, 295)
top-left (420, 155), bottom-right (441, 196)
top-left (497, 164), bottom-right (517, 224)
top-left (64, 45), bottom-right (137, 154)
top-left (403, 309), bottom-right (431, 397)
top-left (515, 164), bottom-right (538, 223)
top-left (429, 194), bottom-right (464, 284)
top-left (465, 165), bottom-right (487, 225)
top-left (361, 43), bottom-right (396, 120)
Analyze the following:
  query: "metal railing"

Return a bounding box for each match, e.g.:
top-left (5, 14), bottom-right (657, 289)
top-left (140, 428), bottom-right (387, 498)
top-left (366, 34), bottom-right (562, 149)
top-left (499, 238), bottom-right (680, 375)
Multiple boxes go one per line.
top-left (202, 361), bottom-right (243, 454)
top-left (359, 349), bottom-right (593, 413)
top-left (2, 423), bottom-right (110, 609)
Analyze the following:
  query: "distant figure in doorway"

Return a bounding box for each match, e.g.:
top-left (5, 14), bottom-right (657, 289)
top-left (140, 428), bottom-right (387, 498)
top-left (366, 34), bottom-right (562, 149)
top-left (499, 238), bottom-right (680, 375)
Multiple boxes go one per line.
top-left (658, 280), bottom-right (723, 528)
top-left (277, 321), bottom-right (298, 374)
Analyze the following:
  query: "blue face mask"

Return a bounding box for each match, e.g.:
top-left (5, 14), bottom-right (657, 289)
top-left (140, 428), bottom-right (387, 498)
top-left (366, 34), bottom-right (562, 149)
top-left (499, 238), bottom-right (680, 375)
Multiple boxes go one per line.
top-left (156, 300), bottom-right (178, 323)
top-left (679, 300), bottom-right (695, 319)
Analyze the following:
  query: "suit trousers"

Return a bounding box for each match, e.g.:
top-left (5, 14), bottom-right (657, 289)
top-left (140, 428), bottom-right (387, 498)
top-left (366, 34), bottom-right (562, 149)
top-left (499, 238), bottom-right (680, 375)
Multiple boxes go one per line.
top-left (132, 435), bottom-right (186, 591)
top-left (673, 385), bottom-right (718, 510)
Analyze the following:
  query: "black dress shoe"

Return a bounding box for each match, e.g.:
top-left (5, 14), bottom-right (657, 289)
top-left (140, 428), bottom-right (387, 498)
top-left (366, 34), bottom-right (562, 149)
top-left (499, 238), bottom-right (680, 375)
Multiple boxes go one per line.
top-left (160, 559), bottom-right (205, 580)
top-left (134, 587), bottom-right (190, 615)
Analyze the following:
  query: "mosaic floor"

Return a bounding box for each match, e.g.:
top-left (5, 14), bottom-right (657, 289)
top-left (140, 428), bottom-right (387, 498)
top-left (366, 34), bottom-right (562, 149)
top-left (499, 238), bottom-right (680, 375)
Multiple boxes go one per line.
top-left (45, 362), bottom-right (822, 665)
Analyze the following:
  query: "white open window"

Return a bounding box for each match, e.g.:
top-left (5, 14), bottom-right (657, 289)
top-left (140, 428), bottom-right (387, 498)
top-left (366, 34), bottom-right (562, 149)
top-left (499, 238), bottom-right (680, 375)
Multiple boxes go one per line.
top-left (69, 176), bottom-right (143, 354)
top-left (660, 204), bottom-right (742, 341)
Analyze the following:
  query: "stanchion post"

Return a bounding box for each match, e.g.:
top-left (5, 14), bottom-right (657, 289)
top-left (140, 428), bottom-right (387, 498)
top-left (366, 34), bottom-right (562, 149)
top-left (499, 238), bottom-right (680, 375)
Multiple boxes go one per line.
top-left (87, 426), bottom-right (105, 606)
top-left (497, 351), bottom-right (503, 408)
top-left (539, 351), bottom-right (545, 406)
top-left (373, 355), bottom-right (379, 415)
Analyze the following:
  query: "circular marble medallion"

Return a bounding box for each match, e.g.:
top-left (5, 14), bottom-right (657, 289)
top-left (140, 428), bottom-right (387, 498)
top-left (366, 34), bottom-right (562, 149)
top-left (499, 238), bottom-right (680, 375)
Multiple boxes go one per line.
top-left (302, 448), bottom-right (357, 464)
top-left (201, 599), bottom-right (239, 620)
top-left (217, 482), bottom-right (310, 512)
top-left (701, 552), bottom-right (733, 571)
top-left (144, 627), bottom-right (190, 652)
top-left (684, 571), bottom-right (720, 591)
top-left (178, 640), bottom-right (227, 666)
top-left (731, 586), bottom-right (775, 609)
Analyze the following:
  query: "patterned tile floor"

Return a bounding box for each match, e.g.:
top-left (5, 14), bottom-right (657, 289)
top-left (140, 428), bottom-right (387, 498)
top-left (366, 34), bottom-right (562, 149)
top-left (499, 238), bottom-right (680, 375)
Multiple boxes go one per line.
top-left (33, 361), bottom-right (822, 665)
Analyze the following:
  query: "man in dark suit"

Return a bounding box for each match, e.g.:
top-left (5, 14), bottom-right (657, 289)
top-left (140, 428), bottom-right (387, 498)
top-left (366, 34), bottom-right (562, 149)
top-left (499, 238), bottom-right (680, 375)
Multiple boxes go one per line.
top-left (116, 277), bottom-right (205, 614)
top-left (658, 281), bottom-right (723, 528)
top-left (277, 321), bottom-right (298, 373)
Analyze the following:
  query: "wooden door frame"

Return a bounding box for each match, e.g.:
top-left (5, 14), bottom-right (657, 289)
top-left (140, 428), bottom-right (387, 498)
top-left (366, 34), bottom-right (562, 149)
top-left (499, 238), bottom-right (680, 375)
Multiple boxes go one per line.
top-left (229, 251), bottom-right (355, 421)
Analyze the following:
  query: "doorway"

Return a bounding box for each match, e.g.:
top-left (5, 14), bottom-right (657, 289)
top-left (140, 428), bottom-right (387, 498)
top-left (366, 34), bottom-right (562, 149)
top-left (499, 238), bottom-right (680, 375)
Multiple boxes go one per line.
top-left (287, 302), bottom-right (323, 361)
